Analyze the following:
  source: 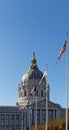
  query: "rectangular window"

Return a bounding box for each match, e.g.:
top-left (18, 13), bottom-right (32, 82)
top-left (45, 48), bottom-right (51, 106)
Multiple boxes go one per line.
top-left (24, 91), bottom-right (26, 96)
top-left (1, 120), bottom-right (4, 126)
top-left (35, 91), bottom-right (38, 96)
top-left (6, 114), bottom-right (10, 119)
top-left (41, 91), bottom-right (43, 97)
top-left (11, 115), bottom-right (15, 126)
top-left (1, 114), bottom-right (4, 119)
top-left (16, 115), bottom-right (19, 126)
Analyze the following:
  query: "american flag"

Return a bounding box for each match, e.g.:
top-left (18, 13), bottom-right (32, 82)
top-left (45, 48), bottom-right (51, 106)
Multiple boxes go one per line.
top-left (39, 71), bottom-right (48, 85)
top-left (30, 85), bottom-right (36, 96)
top-left (58, 40), bottom-right (67, 61)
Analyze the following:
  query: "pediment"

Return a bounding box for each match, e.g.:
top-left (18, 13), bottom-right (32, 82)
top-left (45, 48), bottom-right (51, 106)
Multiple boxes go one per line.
top-left (31, 99), bottom-right (61, 109)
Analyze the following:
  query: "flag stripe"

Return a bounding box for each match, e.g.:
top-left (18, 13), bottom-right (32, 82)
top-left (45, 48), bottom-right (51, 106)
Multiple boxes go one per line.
top-left (30, 85), bottom-right (36, 96)
top-left (58, 40), bottom-right (67, 61)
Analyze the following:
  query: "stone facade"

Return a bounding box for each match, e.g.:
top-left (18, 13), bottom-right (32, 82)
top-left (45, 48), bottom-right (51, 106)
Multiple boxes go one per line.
top-left (0, 106), bottom-right (22, 130)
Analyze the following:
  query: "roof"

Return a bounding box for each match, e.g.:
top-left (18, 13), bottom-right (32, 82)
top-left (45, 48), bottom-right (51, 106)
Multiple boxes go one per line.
top-left (22, 52), bottom-right (45, 82)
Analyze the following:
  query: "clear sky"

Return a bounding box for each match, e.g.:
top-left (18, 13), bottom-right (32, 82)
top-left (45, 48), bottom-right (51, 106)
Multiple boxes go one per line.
top-left (0, 0), bottom-right (69, 108)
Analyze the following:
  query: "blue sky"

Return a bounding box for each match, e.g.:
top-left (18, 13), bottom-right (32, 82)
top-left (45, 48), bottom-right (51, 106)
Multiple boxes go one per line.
top-left (0, 0), bottom-right (69, 107)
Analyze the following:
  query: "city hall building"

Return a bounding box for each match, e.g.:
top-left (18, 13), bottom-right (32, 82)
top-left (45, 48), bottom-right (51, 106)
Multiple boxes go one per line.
top-left (0, 53), bottom-right (68, 130)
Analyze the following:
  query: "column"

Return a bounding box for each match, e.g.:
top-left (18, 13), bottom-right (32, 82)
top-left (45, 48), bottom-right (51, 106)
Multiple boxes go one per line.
top-left (56, 109), bottom-right (61, 119)
top-left (15, 114), bottom-right (16, 130)
top-left (40, 109), bottom-right (42, 124)
top-left (24, 109), bottom-right (26, 130)
top-left (30, 108), bottom-right (32, 127)
top-left (53, 110), bottom-right (55, 120)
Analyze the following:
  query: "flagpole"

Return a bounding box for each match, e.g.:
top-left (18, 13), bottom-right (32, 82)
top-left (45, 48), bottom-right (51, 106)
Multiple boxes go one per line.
top-left (66, 32), bottom-right (68, 130)
top-left (39, 67), bottom-right (48, 130)
top-left (28, 86), bottom-right (30, 130)
top-left (46, 86), bottom-right (48, 130)
top-left (46, 64), bottom-right (48, 130)
top-left (19, 105), bottom-right (24, 130)
top-left (22, 108), bottom-right (23, 130)
top-left (29, 105), bottom-right (30, 130)
top-left (35, 85), bottom-right (37, 130)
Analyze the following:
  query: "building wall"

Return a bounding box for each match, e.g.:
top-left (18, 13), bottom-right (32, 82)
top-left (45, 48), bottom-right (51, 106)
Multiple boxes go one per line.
top-left (0, 106), bottom-right (22, 130)
top-left (0, 106), bottom-right (69, 130)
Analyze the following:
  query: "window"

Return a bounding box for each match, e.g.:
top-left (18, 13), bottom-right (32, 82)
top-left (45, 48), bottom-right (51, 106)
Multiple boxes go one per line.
top-left (16, 115), bottom-right (19, 127)
top-left (1, 119), bottom-right (4, 126)
top-left (6, 114), bottom-right (10, 119)
top-left (24, 91), bottom-right (26, 96)
top-left (1, 114), bottom-right (4, 119)
top-left (11, 115), bottom-right (15, 126)
top-left (41, 91), bottom-right (43, 97)
top-left (6, 120), bottom-right (9, 126)
top-left (34, 91), bottom-right (38, 96)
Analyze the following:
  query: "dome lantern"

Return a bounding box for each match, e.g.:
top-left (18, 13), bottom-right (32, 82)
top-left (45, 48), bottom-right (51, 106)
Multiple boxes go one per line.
top-left (30, 52), bottom-right (37, 69)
